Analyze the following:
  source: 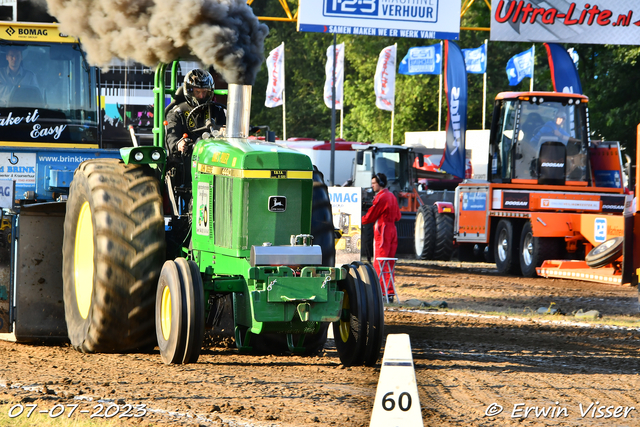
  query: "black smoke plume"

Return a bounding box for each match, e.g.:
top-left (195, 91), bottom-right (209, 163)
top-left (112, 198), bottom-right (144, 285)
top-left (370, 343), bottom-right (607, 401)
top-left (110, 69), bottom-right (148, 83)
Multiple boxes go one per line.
top-left (45, 0), bottom-right (269, 84)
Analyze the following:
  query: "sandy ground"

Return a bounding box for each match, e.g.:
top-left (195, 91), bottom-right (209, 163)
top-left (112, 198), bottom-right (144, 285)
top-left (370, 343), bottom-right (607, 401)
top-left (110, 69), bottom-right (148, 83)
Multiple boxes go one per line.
top-left (1, 259), bottom-right (640, 426)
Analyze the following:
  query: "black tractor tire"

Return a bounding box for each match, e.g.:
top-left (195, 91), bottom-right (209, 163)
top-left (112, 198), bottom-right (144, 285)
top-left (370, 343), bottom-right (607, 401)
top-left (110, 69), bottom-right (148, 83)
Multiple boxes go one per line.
top-left (432, 205), bottom-right (454, 261)
top-left (174, 258), bottom-right (205, 364)
top-left (63, 158), bottom-right (165, 353)
top-left (519, 222), bottom-right (563, 277)
top-left (156, 261), bottom-right (187, 364)
top-left (493, 219), bottom-right (521, 275)
top-left (352, 261), bottom-right (384, 367)
top-left (312, 167), bottom-right (335, 267)
top-left (586, 237), bottom-right (624, 269)
top-left (414, 205), bottom-right (435, 260)
top-left (333, 264), bottom-right (368, 367)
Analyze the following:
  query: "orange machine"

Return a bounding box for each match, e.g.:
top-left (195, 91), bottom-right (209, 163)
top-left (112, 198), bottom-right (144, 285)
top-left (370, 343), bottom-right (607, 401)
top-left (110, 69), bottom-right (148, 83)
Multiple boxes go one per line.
top-left (454, 92), bottom-right (631, 278)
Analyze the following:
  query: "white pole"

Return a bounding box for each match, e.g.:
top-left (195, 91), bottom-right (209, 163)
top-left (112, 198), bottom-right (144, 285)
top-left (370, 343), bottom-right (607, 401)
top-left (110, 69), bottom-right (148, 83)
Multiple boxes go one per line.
top-left (390, 43), bottom-right (397, 145)
top-left (282, 43), bottom-right (287, 141)
top-left (340, 107), bottom-right (343, 139)
top-left (482, 39), bottom-right (487, 130)
top-left (530, 43), bottom-right (535, 92)
top-left (438, 41), bottom-right (443, 132)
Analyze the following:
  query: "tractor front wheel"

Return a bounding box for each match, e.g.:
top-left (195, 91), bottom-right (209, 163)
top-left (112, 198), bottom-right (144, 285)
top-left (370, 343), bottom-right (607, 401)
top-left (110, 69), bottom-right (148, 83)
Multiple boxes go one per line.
top-left (63, 159), bottom-right (165, 353)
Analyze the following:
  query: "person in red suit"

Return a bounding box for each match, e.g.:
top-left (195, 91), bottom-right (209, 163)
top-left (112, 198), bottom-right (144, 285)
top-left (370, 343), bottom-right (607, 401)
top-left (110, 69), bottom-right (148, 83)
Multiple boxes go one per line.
top-left (361, 173), bottom-right (401, 301)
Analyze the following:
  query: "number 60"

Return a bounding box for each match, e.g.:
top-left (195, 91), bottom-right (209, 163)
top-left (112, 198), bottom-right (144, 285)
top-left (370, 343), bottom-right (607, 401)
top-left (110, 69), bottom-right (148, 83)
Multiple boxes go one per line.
top-left (382, 391), bottom-right (412, 411)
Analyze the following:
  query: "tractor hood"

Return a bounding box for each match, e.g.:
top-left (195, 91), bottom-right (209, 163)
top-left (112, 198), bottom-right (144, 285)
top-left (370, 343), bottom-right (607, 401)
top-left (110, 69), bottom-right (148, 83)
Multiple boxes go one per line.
top-left (194, 138), bottom-right (314, 175)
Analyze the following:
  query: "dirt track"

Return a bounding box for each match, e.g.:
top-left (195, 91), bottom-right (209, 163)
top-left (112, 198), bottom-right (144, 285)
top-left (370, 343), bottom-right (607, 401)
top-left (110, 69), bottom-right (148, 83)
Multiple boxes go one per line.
top-left (1, 260), bottom-right (640, 426)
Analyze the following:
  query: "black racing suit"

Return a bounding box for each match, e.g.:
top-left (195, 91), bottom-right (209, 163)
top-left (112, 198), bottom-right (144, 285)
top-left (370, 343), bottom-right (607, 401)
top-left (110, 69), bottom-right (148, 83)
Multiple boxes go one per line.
top-left (165, 101), bottom-right (226, 191)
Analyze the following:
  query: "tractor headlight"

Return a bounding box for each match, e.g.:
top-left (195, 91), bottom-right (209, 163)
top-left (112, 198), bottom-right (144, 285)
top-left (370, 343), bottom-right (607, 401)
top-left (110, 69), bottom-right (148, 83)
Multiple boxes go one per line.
top-left (134, 152), bottom-right (144, 161)
top-left (151, 150), bottom-right (161, 161)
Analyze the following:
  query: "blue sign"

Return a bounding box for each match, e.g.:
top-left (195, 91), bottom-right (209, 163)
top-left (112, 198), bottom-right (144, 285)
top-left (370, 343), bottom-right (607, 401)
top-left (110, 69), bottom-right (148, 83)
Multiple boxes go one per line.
top-left (593, 170), bottom-right (622, 188)
top-left (594, 218), bottom-right (607, 243)
top-left (462, 44), bottom-right (486, 74)
top-left (298, 0), bottom-right (461, 40)
top-left (462, 192), bottom-right (486, 211)
top-left (506, 47), bottom-right (534, 86)
top-left (398, 44), bottom-right (441, 75)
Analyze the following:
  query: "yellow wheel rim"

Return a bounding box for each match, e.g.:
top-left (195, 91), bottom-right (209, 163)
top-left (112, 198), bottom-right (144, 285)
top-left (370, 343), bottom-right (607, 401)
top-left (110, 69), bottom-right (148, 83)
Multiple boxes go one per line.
top-left (339, 293), bottom-right (351, 342)
top-left (160, 285), bottom-right (172, 341)
top-left (74, 201), bottom-right (94, 320)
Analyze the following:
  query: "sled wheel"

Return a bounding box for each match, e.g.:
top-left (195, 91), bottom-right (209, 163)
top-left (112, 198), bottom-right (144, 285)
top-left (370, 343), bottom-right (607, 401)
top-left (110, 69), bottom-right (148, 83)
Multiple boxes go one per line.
top-left (353, 261), bottom-right (384, 367)
top-left (414, 205), bottom-right (435, 259)
top-left (494, 219), bottom-right (521, 275)
top-left (433, 205), bottom-right (454, 261)
top-left (333, 264), bottom-right (368, 367)
top-left (586, 237), bottom-right (624, 269)
top-left (156, 261), bottom-right (188, 365)
top-left (175, 258), bottom-right (205, 364)
top-left (63, 159), bottom-right (165, 353)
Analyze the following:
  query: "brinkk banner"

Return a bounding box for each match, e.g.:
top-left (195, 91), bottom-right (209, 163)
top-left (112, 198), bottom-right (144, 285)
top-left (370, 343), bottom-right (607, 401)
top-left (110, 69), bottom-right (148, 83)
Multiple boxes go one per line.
top-left (506, 47), bottom-right (533, 85)
top-left (544, 43), bottom-right (582, 94)
top-left (462, 44), bottom-right (487, 74)
top-left (439, 40), bottom-right (467, 178)
top-left (398, 44), bottom-right (441, 75)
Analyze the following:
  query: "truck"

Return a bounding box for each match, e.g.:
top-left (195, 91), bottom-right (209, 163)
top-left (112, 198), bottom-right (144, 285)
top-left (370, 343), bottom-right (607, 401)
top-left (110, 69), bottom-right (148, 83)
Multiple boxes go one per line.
top-left (448, 91), bottom-right (629, 279)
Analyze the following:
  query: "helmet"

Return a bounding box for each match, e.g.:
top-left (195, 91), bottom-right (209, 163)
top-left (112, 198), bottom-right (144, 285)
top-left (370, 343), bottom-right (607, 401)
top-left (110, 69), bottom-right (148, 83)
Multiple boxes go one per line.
top-left (183, 69), bottom-right (214, 107)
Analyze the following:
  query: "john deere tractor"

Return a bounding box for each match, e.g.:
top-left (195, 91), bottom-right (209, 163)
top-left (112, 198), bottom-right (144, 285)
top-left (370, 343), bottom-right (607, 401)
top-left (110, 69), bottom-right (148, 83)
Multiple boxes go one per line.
top-left (61, 62), bottom-right (384, 367)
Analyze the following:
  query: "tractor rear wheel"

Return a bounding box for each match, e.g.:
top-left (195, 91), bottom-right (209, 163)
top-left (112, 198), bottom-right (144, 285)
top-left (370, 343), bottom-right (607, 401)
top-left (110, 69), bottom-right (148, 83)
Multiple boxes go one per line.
top-left (414, 205), bottom-right (435, 259)
top-left (63, 158), bottom-right (165, 353)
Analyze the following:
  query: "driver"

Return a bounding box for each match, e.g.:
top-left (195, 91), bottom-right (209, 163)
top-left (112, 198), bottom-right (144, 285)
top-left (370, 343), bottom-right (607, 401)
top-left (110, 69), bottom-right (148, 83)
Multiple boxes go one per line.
top-left (166, 69), bottom-right (226, 158)
top-left (531, 111), bottom-right (570, 144)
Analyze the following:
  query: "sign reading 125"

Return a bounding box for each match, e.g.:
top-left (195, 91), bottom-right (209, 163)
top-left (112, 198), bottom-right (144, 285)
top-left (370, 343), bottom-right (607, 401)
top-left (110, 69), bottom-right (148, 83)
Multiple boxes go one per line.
top-left (324, 0), bottom-right (378, 17)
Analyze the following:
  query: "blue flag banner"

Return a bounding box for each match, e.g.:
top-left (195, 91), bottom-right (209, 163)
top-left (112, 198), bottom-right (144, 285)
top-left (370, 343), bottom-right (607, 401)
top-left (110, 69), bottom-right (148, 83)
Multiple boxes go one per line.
top-left (544, 43), bottom-right (582, 94)
top-left (462, 44), bottom-right (486, 74)
top-left (439, 40), bottom-right (467, 179)
top-left (506, 47), bottom-right (534, 86)
top-left (398, 44), bottom-right (442, 75)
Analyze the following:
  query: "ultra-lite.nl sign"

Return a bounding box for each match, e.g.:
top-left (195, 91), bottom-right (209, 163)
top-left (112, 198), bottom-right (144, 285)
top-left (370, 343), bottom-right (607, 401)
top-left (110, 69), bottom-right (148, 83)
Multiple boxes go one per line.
top-left (298, 0), bottom-right (461, 40)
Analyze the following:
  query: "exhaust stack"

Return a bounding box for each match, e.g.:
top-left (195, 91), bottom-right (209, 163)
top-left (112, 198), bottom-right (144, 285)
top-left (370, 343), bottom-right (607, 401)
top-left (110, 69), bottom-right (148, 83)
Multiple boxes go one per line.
top-left (226, 84), bottom-right (252, 138)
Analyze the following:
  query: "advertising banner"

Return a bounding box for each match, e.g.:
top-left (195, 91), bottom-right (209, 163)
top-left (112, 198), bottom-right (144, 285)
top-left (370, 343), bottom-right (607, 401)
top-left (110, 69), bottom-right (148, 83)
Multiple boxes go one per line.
top-left (544, 43), bottom-right (582, 94)
top-left (374, 45), bottom-right (396, 111)
top-left (491, 0), bottom-right (640, 45)
top-left (439, 41), bottom-right (467, 178)
top-left (329, 187), bottom-right (362, 266)
top-left (398, 44), bottom-right (441, 75)
top-left (298, 0), bottom-right (461, 40)
top-left (506, 47), bottom-right (534, 86)
top-left (462, 44), bottom-right (487, 74)
top-left (265, 43), bottom-right (285, 108)
top-left (323, 43), bottom-right (345, 109)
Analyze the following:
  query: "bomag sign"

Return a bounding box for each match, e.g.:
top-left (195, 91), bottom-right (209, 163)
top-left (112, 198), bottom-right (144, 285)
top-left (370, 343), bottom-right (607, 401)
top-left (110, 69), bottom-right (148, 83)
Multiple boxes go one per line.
top-left (0, 23), bottom-right (76, 43)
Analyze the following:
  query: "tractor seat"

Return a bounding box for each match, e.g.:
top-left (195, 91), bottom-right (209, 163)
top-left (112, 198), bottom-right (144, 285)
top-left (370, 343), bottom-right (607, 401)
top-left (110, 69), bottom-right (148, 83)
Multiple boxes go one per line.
top-left (165, 85), bottom-right (186, 116)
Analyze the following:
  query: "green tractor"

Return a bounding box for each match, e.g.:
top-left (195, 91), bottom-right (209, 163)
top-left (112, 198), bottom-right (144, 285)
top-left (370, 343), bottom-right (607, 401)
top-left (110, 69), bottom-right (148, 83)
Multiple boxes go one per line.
top-left (61, 61), bottom-right (384, 367)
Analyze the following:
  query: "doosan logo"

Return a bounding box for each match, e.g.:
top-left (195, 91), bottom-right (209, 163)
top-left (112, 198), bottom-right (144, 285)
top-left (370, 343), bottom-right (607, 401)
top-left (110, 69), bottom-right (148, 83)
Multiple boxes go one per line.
top-left (505, 200), bottom-right (527, 206)
top-left (602, 205), bottom-right (624, 210)
top-left (541, 162), bottom-right (564, 168)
